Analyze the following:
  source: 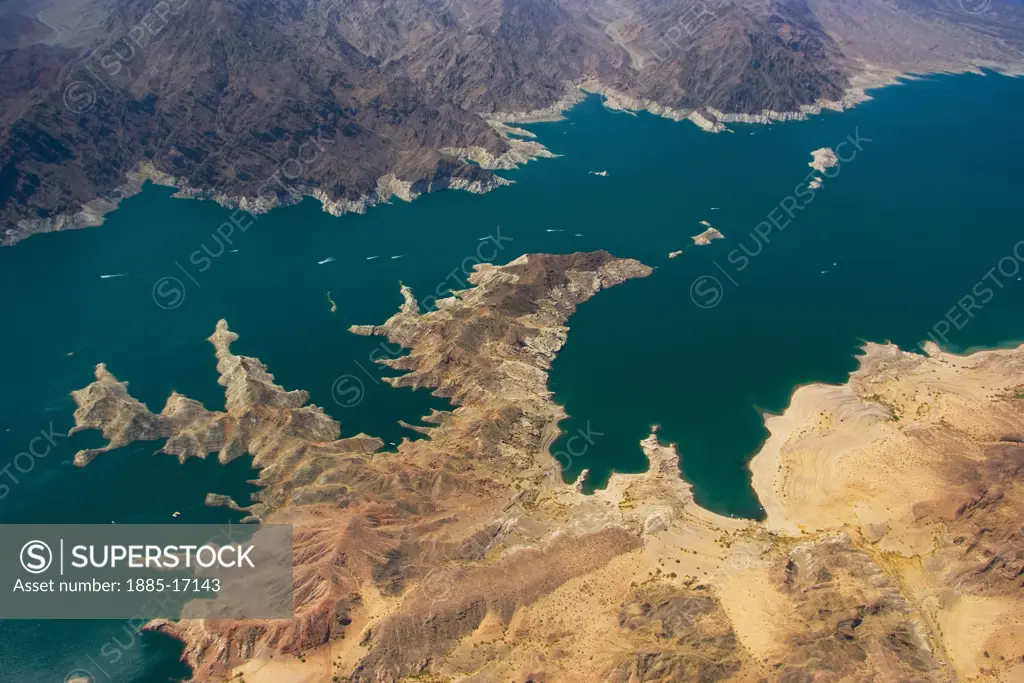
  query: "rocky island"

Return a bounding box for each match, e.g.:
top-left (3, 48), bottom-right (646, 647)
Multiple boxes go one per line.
top-left (692, 225), bottom-right (725, 245)
top-left (809, 147), bottom-right (839, 173)
top-left (68, 250), bottom-right (1024, 682)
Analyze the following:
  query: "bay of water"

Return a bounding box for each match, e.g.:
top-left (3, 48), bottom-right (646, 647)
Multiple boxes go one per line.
top-left (1, 71), bottom-right (1023, 681)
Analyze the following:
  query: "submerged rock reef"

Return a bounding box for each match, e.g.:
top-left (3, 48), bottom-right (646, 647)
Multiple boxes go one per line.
top-left (70, 252), bottom-right (1024, 682)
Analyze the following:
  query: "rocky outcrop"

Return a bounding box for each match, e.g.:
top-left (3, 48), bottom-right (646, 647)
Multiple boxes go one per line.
top-left (691, 226), bottom-right (724, 245)
top-left (809, 147), bottom-right (839, 173)
top-left (439, 139), bottom-right (559, 170)
top-left (579, 81), bottom-right (730, 132)
top-left (486, 86), bottom-right (588, 124)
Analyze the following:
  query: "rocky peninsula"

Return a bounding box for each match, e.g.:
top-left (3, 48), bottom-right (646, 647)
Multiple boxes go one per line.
top-left (69, 252), bottom-right (1024, 682)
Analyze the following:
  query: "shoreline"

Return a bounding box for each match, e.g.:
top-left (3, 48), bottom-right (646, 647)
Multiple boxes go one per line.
top-left (5, 90), bottom-right (579, 249)
top-left (747, 338), bottom-right (1024, 530)
top-left (743, 338), bottom-right (1024, 679)
top-left (61, 250), bottom-right (1024, 681)
top-left (577, 65), bottom-right (904, 132)
top-left (582, 61), bottom-right (1024, 133)
top-left (8, 160), bottom-right (513, 248)
top-left (8, 65), bottom-right (1024, 248)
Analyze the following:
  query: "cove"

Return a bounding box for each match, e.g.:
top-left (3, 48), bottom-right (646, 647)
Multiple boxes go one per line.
top-left (0, 70), bottom-right (1023, 680)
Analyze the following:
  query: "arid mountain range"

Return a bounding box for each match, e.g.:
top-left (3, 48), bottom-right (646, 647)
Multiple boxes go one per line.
top-left (71, 251), bottom-right (1024, 682)
top-left (2, 0), bottom-right (1024, 245)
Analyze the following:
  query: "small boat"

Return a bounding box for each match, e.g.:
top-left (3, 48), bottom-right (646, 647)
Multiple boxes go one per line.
top-left (317, 257), bottom-right (336, 265)
top-left (100, 273), bottom-right (127, 279)
top-left (391, 254), bottom-right (406, 260)
top-left (366, 255), bottom-right (380, 260)
top-left (546, 229), bottom-right (564, 233)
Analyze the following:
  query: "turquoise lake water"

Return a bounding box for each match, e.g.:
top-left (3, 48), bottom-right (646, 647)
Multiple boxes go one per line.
top-left (1, 71), bottom-right (1023, 681)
